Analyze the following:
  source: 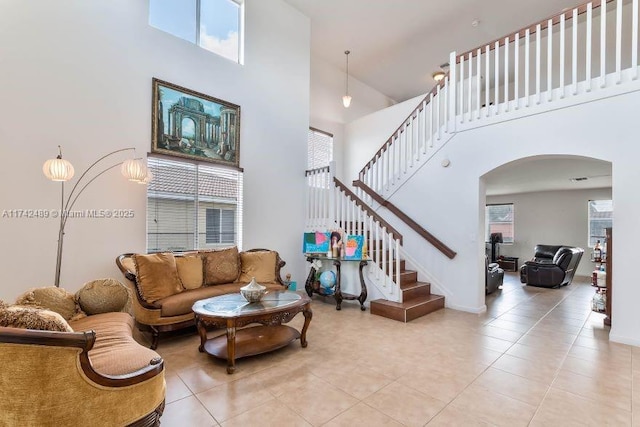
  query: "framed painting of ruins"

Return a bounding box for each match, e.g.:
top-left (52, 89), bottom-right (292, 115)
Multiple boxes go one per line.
top-left (152, 78), bottom-right (241, 168)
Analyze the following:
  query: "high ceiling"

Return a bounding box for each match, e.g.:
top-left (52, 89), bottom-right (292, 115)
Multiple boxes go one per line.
top-left (283, 0), bottom-right (584, 102)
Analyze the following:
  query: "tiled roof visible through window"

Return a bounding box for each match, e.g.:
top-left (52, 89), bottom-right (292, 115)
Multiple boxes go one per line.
top-left (147, 159), bottom-right (238, 200)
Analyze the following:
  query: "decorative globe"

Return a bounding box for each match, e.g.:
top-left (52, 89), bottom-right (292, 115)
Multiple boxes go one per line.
top-left (319, 271), bottom-right (336, 290)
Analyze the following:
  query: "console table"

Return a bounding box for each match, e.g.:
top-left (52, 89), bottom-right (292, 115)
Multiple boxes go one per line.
top-left (305, 256), bottom-right (368, 311)
top-left (498, 256), bottom-right (519, 272)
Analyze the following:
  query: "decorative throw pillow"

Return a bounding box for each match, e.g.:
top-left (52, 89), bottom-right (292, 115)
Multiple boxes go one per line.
top-left (0, 304), bottom-right (73, 332)
top-left (238, 251), bottom-right (278, 283)
top-left (203, 247), bottom-right (240, 285)
top-left (75, 278), bottom-right (130, 315)
top-left (15, 287), bottom-right (79, 321)
top-left (175, 256), bottom-right (204, 290)
top-left (120, 257), bottom-right (137, 276)
top-left (133, 253), bottom-right (183, 303)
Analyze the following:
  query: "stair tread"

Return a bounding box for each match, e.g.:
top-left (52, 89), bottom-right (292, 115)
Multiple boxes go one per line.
top-left (399, 281), bottom-right (430, 290)
top-left (371, 294), bottom-right (444, 309)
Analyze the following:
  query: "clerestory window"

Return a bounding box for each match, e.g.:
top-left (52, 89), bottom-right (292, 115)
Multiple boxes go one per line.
top-left (149, 0), bottom-right (244, 64)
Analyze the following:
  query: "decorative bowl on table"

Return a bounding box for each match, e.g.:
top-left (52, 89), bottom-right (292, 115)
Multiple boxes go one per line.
top-left (240, 277), bottom-right (267, 303)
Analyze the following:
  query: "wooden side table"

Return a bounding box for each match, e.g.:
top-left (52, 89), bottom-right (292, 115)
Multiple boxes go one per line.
top-left (305, 256), bottom-right (368, 311)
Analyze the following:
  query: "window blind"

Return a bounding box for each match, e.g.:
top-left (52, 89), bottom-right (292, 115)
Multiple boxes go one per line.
top-left (147, 156), bottom-right (243, 252)
top-left (307, 128), bottom-right (333, 170)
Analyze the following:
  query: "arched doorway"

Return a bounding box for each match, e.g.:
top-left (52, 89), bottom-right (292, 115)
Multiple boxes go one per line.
top-left (480, 155), bottom-right (612, 307)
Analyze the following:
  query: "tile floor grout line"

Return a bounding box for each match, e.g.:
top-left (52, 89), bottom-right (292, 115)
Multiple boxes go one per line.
top-left (523, 284), bottom-right (598, 425)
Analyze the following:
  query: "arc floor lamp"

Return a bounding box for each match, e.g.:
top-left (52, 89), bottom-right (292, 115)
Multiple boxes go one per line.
top-left (43, 146), bottom-right (152, 287)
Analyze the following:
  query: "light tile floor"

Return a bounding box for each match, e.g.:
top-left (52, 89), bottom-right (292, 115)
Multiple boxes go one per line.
top-left (149, 274), bottom-right (638, 426)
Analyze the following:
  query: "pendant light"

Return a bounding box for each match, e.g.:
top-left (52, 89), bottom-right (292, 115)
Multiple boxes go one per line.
top-left (342, 50), bottom-right (352, 108)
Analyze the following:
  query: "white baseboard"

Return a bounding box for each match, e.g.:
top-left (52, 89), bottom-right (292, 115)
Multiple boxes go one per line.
top-left (445, 302), bottom-right (487, 314)
top-left (609, 332), bottom-right (640, 347)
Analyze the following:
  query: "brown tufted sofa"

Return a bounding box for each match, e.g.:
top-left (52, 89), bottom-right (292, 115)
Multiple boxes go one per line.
top-left (0, 293), bottom-right (165, 426)
top-left (116, 247), bottom-right (288, 349)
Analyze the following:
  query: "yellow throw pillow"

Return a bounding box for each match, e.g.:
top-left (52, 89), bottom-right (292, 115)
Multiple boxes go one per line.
top-left (239, 251), bottom-right (277, 284)
top-left (15, 287), bottom-right (79, 321)
top-left (0, 305), bottom-right (74, 332)
top-left (203, 247), bottom-right (240, 285)
top-left (133, 253), bottom-right (183, 303)
top-left (175, 256), bottom-right (204, 290)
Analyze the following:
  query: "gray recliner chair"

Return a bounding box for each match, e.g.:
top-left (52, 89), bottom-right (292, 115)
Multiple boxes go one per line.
top-left (486, 255), bottom-right (504, 294)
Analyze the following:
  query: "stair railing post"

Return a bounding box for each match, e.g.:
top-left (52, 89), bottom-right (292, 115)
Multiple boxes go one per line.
top-left (449, 51), bottom-right (457, 132)
top-left (328, 161), bottom-right (336, 229)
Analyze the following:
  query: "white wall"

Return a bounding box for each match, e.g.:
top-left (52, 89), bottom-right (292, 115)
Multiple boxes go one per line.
top-left (0, 0), bottom-right (310, 300)
top-left (345, 86), bottom-right (640, 346)
top-left (487, 188), bottom-right (613, 277)
top-left (344, 94), bottom-right (425, 182)
top-left (310, 55), bottom-right (396, 180)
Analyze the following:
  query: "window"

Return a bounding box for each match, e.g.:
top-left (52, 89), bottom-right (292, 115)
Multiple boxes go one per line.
top-left (307, 127), bottom-right (333, 170)
top-left (485, 204), bottom-right (514, 243)
top-left (149, 0), bottom-right (243, 63)
top-left (206, 208), bottom-right (235, 244)
top-left (588, 200), bottom-right (613, 247)
top-left (146, 157), bottom-right (243, 252)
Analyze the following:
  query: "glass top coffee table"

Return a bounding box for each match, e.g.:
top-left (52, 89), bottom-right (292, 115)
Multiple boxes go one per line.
top-left (192, 291), bottom-right (312, 374)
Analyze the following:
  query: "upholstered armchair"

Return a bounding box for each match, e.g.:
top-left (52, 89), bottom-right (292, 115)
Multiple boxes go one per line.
top-left (520, 245), bottom-right (584, 288)
top-left (486, 255), bottom-right (504, 294)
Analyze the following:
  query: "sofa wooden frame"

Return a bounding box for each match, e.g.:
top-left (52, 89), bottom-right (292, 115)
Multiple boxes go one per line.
top-left (0, 327), bottom-right (165, 426)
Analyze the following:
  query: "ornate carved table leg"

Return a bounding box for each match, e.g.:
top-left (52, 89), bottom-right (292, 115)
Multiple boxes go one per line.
top-left (333, 259), bottom-right (342, 310)
top-left (300, 304), bottom-right (313, 348)
top-left (305, 265), bottom-right (316, 298)
top-left (226, 320), bottom-right (237, 374)
top-left (358, 260), bottom-right (368, 311)
top-left (196, 316), bottom-right (207, 352)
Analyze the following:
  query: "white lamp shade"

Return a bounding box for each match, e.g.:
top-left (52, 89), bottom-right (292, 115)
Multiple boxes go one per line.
top-left (138, 170), bottom-right (153, 184)
top-left (342, 95), bottom-right (352, 108)
top-left (121, 159), bottom-right (147, 182)
top-left (43, 158), bottom-right (75, 181)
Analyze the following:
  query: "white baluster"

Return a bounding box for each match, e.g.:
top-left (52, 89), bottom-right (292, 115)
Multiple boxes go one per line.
top-left (547, 19), bottom-right (553, 101)
top-left (634, 0), bottom-right (639, 80)
top-left (514, 33), bottom-right (519, 109)
top-left (428, 93), bottom-right (434, 148)
top-left (485, 45), bottom-right (490, 116)
top-left (468, 52), bottom-right (473, 121)
top-left (395, 239), bottom-right (401, 297)
top-left (586, 3), bottom-right (593, 92)
top-left (601, 0), bottom-right (607, 88)
top-left (435, 85), bottom-right (441, 140)
top-left (381, 226), bottom-right (387, 281)
top-left (573, 9), bottom-right (578, 95)
top-left (560, 14), bottom-right (566, 99)
top-left (494, 41), bottom-right (500, 114)
top-left (536, 24), bottom-right (541, 104)
top-left (422, 99), bottom-right (427, 154)
top-left (504, 36), bottom-right (510, 111)
top-left (525, 29), bottom-right (531, 107)
top-left (459, 55), bottom-right (465, 123)
top-left (449, 51), bottom-right (457, 131)
top-left (444, 77), bottom-right (449, 133)
top-left (385, 142), bottom-right (390, 191)
top-left (616, 0), bottom-right (623, 84)
top-left (374, 221), bottom-right (380, 279)
top-left (476, 48), bottom-right (482, 117)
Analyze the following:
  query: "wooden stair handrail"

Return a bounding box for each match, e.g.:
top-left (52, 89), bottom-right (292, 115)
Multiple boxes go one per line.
top-left (358, 0), bottom-right (613, 179)
top-left (354, 180), bottom-right (456, 259)
top-left (333, 177), bottom-right (403, 244)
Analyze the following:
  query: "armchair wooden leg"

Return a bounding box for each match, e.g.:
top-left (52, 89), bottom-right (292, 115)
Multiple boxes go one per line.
top-left (149, 326), bottom-right (160, 350)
